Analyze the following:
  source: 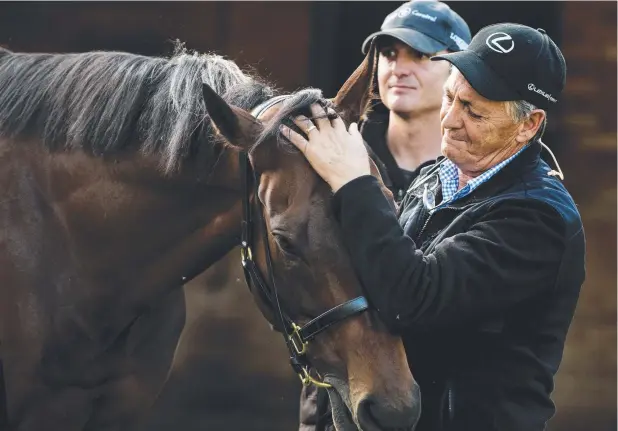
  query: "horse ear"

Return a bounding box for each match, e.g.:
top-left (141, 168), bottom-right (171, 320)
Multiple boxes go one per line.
top-left (332, 41), bottom-right (378, 124)
top-left (202, 83), bottom-right (261, 149)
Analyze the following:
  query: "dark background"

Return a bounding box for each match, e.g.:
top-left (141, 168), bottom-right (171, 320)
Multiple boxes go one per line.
top-left (0, 2), bottom-right (614, 430)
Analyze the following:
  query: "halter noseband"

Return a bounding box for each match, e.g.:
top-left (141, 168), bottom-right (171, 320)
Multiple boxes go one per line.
top-left (238, 96), bottom-right (369, 388)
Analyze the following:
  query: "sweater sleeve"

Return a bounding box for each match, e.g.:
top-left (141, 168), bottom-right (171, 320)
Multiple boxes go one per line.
top-left (332, 175), bottom-right (566, 332)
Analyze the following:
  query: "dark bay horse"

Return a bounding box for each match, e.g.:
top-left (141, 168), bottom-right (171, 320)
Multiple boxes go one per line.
top-left (0, 45), bottom-right (419, 431)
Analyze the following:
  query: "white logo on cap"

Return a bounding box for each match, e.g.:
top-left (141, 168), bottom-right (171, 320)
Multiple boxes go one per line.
top-left (528, 83), bottom-right (557, 103)
top-left (450, 33), bottom-right (469, 50)
top-left (486, 32), bottom-right (514, 54)
top-left (411, 9), bottom-right (437, 22)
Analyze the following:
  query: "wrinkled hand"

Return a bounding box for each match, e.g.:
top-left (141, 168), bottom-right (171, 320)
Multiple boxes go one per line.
top-left (280, 104), bottom-right (371, 193)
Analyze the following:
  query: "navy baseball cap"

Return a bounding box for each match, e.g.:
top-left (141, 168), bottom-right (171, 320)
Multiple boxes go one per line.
top-left (432, 23), bottom-right (567, 110)
top-left (361, 0), bottom-right (471, 55)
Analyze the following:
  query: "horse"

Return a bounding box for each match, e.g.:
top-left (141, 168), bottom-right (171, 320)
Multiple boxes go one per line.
top-left (0, 44), bottom-right (420, 431)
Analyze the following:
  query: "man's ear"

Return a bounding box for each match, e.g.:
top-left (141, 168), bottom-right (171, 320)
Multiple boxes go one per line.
top-left (517, 109), bottom-right (546, 144)
top-left (331, 40), bottom-right (378, 124)
top-left (202, 83), bottom-right (262, 149)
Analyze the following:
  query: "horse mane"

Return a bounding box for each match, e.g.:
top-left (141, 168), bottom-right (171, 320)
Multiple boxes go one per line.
top-left (0, 43), bottom-right (276, 172)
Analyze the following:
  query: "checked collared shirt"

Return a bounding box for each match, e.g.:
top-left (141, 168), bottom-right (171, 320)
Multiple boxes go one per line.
top-left (433, 145), bottom-right (529, 211)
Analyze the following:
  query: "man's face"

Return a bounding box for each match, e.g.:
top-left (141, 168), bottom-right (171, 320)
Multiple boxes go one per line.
top-left (439, 69), bottom-right (536, 176)
top-left (376, 38), bottom-right (451, 118)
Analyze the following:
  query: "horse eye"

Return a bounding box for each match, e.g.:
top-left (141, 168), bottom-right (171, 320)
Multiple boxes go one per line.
top-left (274, 233), bottom-right (298, 257)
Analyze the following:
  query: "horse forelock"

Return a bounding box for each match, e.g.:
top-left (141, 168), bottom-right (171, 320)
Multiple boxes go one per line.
top-left (254, 88), bottom-right (338, 155)
top-left (0, 43), bottom-right (275, 172)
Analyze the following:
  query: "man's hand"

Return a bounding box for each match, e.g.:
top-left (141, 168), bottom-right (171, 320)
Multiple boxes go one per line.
top-left (280, 104), bottom-right (371, 192)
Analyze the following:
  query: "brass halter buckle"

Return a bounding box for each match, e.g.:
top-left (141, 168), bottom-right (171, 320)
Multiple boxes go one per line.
top-left (289, 324), bottom-right (332, 388)
top-left (240, 244), bottom-right (253, 265)
top-left (298, 366), bottom-right (332, 389)
top-left (289, 322), bottom-right (308, 355)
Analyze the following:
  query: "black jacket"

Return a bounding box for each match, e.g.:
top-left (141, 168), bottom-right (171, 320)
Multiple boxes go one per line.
top-left (331, 141), bottom-right (586, 430)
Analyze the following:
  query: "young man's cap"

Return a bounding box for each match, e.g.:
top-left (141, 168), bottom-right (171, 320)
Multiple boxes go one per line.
top-left (361, 0), bottom-right (471, 55)
top-left (431, 22), bottom-right (567, 110)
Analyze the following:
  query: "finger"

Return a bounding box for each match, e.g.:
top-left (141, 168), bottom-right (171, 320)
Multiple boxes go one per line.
top-left (291, 115), bottom-right (318, 137)
top-left (279, 125), bottom-right (309, 153)
top-left (325, 104), bottom-right (339, 121)
top-left (309, 103), bottom-right (331, 130)
top-left (326, 107), bottom-right (347, 133)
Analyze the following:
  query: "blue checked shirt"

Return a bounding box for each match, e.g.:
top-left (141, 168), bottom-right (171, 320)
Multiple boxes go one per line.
top-left (432, 145), bottom-right (529, 212)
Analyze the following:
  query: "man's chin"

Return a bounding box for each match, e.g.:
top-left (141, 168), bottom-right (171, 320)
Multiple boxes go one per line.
top-left (385, 98), bottom-right (418, 116)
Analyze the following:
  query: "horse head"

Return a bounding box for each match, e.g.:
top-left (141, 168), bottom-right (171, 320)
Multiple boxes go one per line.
top-left (201, 45), bottom-right (420, 431)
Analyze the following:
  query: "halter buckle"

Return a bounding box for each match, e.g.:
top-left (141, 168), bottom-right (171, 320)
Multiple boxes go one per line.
top-left (240, 245), bottom-right (253, 265)
top-left (298, 366), bottom-right (332, 388)
top-left (289, 322), bottom-right (308, 355)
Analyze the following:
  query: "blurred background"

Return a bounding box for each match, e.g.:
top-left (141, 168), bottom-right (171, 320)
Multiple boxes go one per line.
top-left (0, 1), bottom-right (614, 430)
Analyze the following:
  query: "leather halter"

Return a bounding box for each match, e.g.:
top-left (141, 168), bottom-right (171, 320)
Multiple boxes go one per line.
top-left (239, 96), bottom-right (370, 388)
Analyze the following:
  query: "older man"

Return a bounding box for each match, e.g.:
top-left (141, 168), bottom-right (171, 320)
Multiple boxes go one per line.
top-left (282, 23), bottom-right (585, 431)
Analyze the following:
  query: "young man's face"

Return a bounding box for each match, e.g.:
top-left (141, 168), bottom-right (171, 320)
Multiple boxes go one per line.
top-left (376, 37), bottom-right (451, 118)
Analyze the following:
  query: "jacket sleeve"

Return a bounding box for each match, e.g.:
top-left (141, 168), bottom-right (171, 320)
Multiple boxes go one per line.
top-left (331, 175), bottom-right (567, 333)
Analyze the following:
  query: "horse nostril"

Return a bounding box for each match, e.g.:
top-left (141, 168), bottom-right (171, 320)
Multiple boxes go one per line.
top-left (356, 383), bottom-right (421, 431)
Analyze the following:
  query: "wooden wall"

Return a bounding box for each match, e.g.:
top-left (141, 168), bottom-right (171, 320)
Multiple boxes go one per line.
top-left (0, 2), bottom-right (311, 90)
top-left (546, 2), bottom-right (617, 430)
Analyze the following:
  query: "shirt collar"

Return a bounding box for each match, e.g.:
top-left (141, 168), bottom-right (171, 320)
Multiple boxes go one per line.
top-left (437, 144), bottom-right (529, 208)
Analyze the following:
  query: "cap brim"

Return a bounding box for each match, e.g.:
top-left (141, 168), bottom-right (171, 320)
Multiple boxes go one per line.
top-left (361, 28), bottom-right (448, 55)
top-left (431, 51), bottom-right (521, 102)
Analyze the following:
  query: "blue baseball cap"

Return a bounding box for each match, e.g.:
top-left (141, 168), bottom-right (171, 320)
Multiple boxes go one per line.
top-left (361, 0), bottom-right (471, 55)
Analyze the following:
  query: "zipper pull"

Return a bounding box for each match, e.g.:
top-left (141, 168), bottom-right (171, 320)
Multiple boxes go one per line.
top-left (422, 184), bottom-right (436, 210)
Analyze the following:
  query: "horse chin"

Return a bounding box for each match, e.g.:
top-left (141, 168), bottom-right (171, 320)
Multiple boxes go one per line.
top-left (325, 379), bottom-right (358, 431)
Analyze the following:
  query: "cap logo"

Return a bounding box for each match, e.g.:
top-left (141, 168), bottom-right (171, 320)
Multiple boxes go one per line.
top-left (397, 6), bottom-right (412, 18)
top-left (528, 83), bottom-right (557, 103)
top-left (486, 32), bottom-right (514, 54)
top-left (411, 9), bottom-right (437, 22)
top-left (450, 33), bottom-right (469, 50)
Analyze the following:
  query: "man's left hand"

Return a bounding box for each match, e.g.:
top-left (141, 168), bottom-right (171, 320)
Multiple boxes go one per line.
top-left (280, 103), bottom-right (371, 193)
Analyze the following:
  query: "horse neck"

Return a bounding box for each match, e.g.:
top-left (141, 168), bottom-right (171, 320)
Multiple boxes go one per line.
top-left (5, 140), bottom-right (244, 306)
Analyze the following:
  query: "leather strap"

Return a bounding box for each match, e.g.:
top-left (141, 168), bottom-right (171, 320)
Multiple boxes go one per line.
top-left (300, 297), bottom-right (369, 342)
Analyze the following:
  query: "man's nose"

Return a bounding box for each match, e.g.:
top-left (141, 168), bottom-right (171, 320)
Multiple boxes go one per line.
top-left (391, 59), bottom-right (413, 77)
top-left (441, 102), bottom-right (462, 130)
